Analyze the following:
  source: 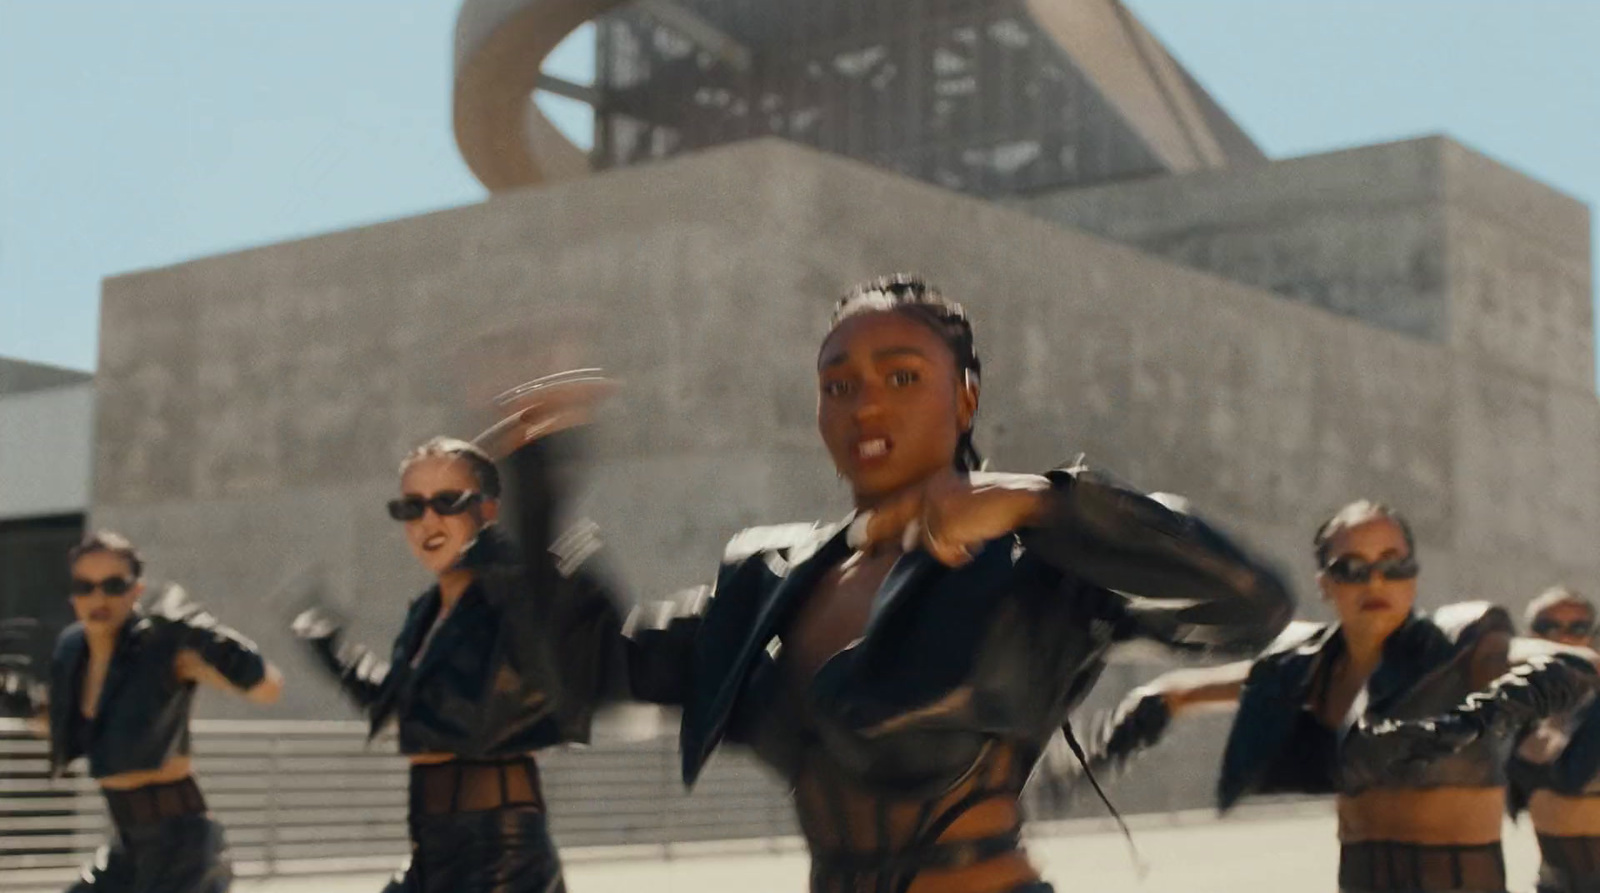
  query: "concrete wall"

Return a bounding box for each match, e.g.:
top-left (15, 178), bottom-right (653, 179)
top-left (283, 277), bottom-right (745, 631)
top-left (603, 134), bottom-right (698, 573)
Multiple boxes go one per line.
top-left (0, 382), bottom-right (93, 521)
top-left (1016, 136), bottom-right (1595, 391)
top-left (92, 138), bottom-right (1600, 813)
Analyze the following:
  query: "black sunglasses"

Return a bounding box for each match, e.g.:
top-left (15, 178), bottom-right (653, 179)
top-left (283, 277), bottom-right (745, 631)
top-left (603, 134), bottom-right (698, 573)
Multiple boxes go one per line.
top-left (1322, 554), bottom-right (1420, 585)
top-left (69, 576), bottom-right (135, 598)
top-left (386, 490), bottom-right (482, 522)
top-left (1533, 618), bottom-right (1595, 638)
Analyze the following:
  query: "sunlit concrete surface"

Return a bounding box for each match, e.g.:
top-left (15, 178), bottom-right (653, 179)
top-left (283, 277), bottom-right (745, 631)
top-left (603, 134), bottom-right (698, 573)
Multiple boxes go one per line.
top-left (232, 805), bottom-right (1548, 893)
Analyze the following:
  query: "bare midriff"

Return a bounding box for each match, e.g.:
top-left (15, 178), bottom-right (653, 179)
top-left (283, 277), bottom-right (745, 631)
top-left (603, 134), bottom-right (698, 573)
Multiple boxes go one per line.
top-left (409, 752), bottom-right (458, 766)
top-left (98, 755), bottom-right (195, 791)
top-left (1337, 787), bottom-right (1505, 845)
top-left (1530, 791), bottom-right (1600, 838)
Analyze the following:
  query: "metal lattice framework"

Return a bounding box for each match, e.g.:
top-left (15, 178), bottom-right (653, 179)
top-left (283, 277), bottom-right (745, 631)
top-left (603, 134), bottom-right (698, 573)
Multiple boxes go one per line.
top-left (452, 0), bottom-right (1263, 195)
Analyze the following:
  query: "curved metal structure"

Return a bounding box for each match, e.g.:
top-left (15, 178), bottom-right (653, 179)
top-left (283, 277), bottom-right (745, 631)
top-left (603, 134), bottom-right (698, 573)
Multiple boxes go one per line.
top-left (453, 0), bottom-right (1263, 195)
top-left (453, 0), bottom-right (626, 191)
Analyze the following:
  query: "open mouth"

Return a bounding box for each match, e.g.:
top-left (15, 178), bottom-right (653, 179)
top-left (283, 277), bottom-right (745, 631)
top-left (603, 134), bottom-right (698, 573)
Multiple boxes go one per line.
top-left (422, 533), bottom-right (448, 553)
top-left (856, 436), bottom-right (892, 462)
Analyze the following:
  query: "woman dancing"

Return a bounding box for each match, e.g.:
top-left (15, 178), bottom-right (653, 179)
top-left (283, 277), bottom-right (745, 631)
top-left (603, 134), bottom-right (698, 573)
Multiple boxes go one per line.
top-left (41, 531), bottom-right (283, 892)
top-left (1511, 586), bottom-right (1600, 893)
top-left (1083, 500), bottom-right (1598, 893)
top-left (292, 416), bottom-right (619, 893)
top-left (510, 274), bottom-right (1295, 893)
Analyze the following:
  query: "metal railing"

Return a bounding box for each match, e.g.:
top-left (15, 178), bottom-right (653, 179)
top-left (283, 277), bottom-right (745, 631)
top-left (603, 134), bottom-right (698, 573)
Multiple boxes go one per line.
top-left (1, 715), bottom-right (1288, 892)
top-left (0, 714), bottom-right (803, 891)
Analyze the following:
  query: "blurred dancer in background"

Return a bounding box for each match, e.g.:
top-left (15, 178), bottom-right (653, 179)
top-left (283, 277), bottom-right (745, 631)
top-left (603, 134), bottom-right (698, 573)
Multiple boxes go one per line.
top-left (293, 372), bottom-right (618, 893)
top-left (1511, 586), bottom-right (1600, 893)
top-left (1082, 501), bottom-right (1598, 893)
top-left (527, 274), bottom-right (1295, 893)
top-left (2, 532), bottom-right (285, 892)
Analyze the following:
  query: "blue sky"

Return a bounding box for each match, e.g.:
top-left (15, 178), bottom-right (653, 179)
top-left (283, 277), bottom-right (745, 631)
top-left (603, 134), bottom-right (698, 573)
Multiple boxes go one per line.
top-left (1, 2), bottom-right (1595, 376)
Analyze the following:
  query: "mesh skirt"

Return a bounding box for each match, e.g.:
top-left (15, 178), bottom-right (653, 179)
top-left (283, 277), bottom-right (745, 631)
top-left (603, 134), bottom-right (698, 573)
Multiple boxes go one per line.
top-left (381, 758), bottom-right (563, 893)
top-left (382, 806), bottom-right (564, 893)
top-left (1339, 840), bottom-right (1506, 893)
top-left (1536, 833), bottom-right (1600, 893)
top-left (68, 780), bottom-right (229, 893)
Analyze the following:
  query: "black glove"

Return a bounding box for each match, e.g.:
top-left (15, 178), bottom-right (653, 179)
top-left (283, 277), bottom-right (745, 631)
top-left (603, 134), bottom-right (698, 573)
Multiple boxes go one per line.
top-left (290, 605), bottom-right (344, 644)
top-left (0, 618), bottom-right (45, 718)
top-left (0, 656), bottom-right (43, 718)
top-left (1346, 713), bottom-right (1483, 785)
top-left (149, 584), bottom-right (268, 691)
top-left (292, 606), bottom-right (388, 710)
top-left (1088, 687), bottom-right (1173, 776)
top-left (1450, 654), bottom-right (1596, 739)
top-left (1350, 654), bottom-right (1597, 781)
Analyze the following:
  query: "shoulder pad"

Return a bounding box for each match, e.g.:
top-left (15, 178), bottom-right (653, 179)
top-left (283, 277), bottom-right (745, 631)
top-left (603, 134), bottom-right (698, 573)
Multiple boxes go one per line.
top-left (1269, 620), bottom-right (1330, 654)
top-left (550, 518), bottom-right (603, 577)
top-left (722, 522), bottom-right (832, 564)
top-left (1250, 621), bottom-right (1334, 668)
top-left (1431, 601), bottom-right (1513, 645)
top-left (623, 587), bottom-right (711, 635)
top-left (140, 582), bottom-right (203, 624)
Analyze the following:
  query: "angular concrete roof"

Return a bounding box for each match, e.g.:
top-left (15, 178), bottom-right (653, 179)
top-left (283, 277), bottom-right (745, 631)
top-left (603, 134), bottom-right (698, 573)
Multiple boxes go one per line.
top-left (0, 357), bottom-right (91, 397)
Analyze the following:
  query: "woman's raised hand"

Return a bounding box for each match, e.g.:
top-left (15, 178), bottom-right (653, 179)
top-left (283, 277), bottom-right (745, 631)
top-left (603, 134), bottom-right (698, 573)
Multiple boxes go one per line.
top-left (472, 370), bottom-right (620, 460)
top-left (855, 470), bottom-right (1050, 567)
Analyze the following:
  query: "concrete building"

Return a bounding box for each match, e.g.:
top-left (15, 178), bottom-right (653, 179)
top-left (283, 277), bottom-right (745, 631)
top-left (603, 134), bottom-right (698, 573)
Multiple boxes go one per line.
top-left (72, 0), bottom-right (1598, 820)
top-left (0, 358), bottom-right (92, 669)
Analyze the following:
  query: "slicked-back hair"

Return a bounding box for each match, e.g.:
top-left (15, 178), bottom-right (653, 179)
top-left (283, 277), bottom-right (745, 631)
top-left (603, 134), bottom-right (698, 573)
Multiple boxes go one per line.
top-left (826, 273), bottom-right (984, 471)
top-left (400, 436), bottom-right (502, 499)
top-left (1312, 500), bottom-right (1416, 568)
top-left (1526, 586), bottom-right (1595, 629)
top-left (67, 531), bottom-right (145, 579)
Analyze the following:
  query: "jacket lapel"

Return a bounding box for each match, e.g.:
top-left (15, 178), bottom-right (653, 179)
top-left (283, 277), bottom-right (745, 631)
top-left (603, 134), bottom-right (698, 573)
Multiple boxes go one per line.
top-left (407, 590), bottom-right (460, 682)
top-left (689, 523), bottom-right (849, 779)
top-left (1361, 613), bottom-right (1448, 719)
top-left (712, 525), bottom-right (850, 707)
top-left (859, 550), bottom-right (943, 642)
top-left (90, 617), bottom-right (141, 728)
top-left (368, 592), bottom-right (439, 737)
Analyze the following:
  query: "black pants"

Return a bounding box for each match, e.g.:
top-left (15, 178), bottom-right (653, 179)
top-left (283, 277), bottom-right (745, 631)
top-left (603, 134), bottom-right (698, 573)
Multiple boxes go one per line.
top-left (382, 805), bottom-right (564, 893)
top-left (66, 814), bottom-right (230, 893)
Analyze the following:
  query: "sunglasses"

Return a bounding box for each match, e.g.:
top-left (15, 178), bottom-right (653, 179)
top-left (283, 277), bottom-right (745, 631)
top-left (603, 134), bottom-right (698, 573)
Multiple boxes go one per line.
top-left (1532, 618), bottom-right (1595, 638)
top-left (69, 576), bottom-right (135, 598)
top-left (386, 490), bottom-right (482, 522)
top-left (1322, 554), bottom-right (1420, 585)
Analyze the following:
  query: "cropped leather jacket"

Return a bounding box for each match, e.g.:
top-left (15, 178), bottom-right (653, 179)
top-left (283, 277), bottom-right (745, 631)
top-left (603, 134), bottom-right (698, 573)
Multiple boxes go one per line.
top-left (300, 438), bottom-right (620, 757)
top-left (618, 465), bottom-right (1296, 791)
top-left (48, 587), bottom-right (267, 779)
top-left (1219, 603), bottom-right (1596, 810)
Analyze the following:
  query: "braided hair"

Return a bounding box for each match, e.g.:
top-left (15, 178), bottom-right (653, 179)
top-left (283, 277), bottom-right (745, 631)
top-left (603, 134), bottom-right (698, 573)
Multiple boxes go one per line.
top-left (825, 273), bottom-right (984, 472)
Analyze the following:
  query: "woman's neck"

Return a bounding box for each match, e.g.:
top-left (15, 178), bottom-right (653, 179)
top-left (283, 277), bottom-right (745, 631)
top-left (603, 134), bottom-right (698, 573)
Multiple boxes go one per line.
top-left (84, 626), bottom-right (119, 661)
top-left (853, 471), bottom-right (944, 513)
top-left (437, 569), bottom-right (474, 610)
top-left (1342, 625), bottom-right (1390, 672)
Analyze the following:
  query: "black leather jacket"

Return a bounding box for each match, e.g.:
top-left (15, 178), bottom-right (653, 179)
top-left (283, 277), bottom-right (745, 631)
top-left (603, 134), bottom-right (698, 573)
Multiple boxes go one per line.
top-left (1219, 603), bottom-right (1595, 810)
top-left (48, 587), bottom-right (267, 779)
top-left (301, 439), bottom-right (620, 757)
top-left (620, 466), bottom-right (1296, 790)
top-left (1508, 699), bottom-right (1600, 813)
